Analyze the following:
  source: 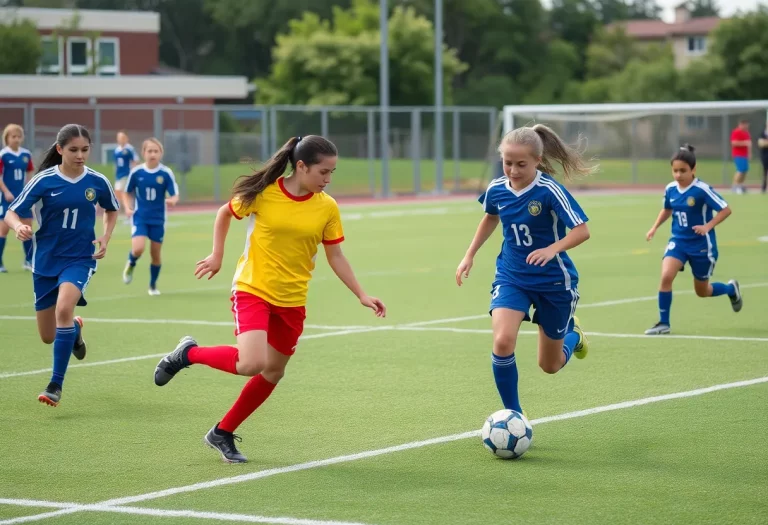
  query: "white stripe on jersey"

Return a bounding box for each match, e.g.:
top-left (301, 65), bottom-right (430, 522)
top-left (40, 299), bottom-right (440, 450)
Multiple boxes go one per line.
top-left (550, 210), bottom-right (572, 290)
top-left (9, 168), bottom-right (56, 212)
top-left (694, 180), bottom-right (728, 209)
top-left (483, 177), bottom-right (506, 211)
top-left (164, 166), bottom-right (180, 196)
top-left (537, 177), bottom-right (583, 227)
top-left (702, 203), bottom-right (716, 278)
top-left (87, 168), bottom-right (120, 210)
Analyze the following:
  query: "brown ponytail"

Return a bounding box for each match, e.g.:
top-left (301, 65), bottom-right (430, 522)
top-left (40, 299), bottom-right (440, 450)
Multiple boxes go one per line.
top-left (232, 135), bottom-right (337, 207)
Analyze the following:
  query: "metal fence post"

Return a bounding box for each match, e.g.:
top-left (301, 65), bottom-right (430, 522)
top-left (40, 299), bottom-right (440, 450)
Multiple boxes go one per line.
top-left (721, 113), bottom-right (730, 185)
top-left (270, 106), bottom-right (277, 153)
top-left (488, 109), bottom-right (496, 181)
top-left (260, 107), bottom-right (269, 162)
top-left (153, 107), bottom-right (162, 141)
top-left (93, 106), bottom-right (101, 163)
top-left (367, 109), bottom-right (376, 196)
top-left (411, 109), bottom-right (421, 194)
top-left (631, 118), bottom-right (638, 184)
top-left (29, 105), bottom-right (36, 156)
top-left (213, 107), bottom-right (220, 202)
top-left (321, 108), bottom-right (329, 138)
top-left (452, 109), bottom-right (460, 192)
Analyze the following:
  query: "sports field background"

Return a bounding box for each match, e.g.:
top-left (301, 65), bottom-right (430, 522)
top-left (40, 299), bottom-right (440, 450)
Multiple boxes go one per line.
top-left (87, 157), bottom-right (744, 201)
top-left (1, 192), bottom-right (767, 525)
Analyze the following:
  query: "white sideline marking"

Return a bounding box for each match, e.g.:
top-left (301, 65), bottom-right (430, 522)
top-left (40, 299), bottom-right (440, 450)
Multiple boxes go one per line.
top-left (395, 326), bottom-right (768, 342)
top-left (0, 499), bottom-right (373, 525)
top-left (3, 375), bottom-right (764, 525)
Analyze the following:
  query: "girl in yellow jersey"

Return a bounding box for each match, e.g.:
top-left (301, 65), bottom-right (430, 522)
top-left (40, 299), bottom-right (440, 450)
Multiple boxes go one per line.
top-left (153, 135), bottom-right (386, 463)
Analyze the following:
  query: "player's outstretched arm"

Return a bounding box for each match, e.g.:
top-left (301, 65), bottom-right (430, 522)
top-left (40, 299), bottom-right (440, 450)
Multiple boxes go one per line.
top-left (324, 243), bottom-right (386, 317)
top-left (456, 214), bottom-right (500, 286)
top-left (646, 209), bottom-right (672, 241)
top-left (94, 210), bottom-right (118, 259)
top-left (195, 203), bottom-right (233, 280)
top-left (4, 210), bottom-right (32, 240)
top-left (527, 223), bottom-right (591, 267)
top-left (0, 177), bottom-right (12, 202)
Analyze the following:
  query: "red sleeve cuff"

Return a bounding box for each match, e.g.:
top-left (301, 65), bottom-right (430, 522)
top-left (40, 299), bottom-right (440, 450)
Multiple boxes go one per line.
top-left (228, 200), bottom-right (242, 220)
top-left (322, 236), bottom-right (345, 245)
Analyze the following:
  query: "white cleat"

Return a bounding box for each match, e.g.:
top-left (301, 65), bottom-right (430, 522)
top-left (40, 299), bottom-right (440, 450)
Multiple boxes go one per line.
top-left (22, 261), bottom-right (33, 272)
top-left (644, 323), bottom-right (671, 335)
top-left (123, 262), bottom-right (134, 284)
top-left (148, 288), bottom-right (161, 296)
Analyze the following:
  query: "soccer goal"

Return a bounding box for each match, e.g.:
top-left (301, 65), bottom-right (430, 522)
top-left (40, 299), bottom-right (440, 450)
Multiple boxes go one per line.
top-left (501, 101), bottom-right (768, 186)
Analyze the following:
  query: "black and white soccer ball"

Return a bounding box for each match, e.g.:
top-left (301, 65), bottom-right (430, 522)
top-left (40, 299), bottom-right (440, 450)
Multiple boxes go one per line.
top-left (481, 409), bottom-right (533, 459)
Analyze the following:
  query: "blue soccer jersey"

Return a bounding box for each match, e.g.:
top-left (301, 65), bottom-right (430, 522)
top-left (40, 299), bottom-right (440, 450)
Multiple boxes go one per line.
top-left (9, 166), bottom-right (119, 276)
top-left (664, 179), bottom-right (727, 250)
top-left (0, 146), bottom-right (34, 198)
top-left (480, 172), bottom-right (588, 292)
top-left (125, 164), bottom-right (178, 226)
top-left (113, 144), bottom-right (136, 180)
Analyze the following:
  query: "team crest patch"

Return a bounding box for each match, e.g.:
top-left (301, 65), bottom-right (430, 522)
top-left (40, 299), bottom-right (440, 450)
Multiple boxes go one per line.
top-left (528, 200), bottom-right (542, 216)
top-left (85, 188), bottom-right (96, 201)
top-left (22, 155), bottom-right (28, 163)
top-left (687, 197), bottom-right (696, 207)
top-left (156, 175), bottom-right (164, 184)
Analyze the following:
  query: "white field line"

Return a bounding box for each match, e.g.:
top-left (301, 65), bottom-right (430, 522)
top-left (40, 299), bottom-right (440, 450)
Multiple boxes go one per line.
top-left (394, 326), bottom-right (768, 342)
top-left (0, 499), bottom-right (373, 525)
top-left (0, 327), bottom-right (390, 380)
top-left (3, 375), bottom-right (764, 525)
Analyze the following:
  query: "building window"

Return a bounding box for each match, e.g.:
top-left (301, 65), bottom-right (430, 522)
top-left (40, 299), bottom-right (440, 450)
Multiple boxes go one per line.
top-left (685, 116), bottom-right (707, 130)
top-left (39, 36), bottom-right (62, 75)
top-left (97, 38), bottom-right (120, 76)
top-left (687, 36), bottom-right (706, 55)
top-left (67, 37), bottom-right (92, 75)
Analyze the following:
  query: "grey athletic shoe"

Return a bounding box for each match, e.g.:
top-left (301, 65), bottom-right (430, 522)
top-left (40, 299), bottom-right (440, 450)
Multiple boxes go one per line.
top-left (728, 279), bottom-right (742, 313)
top-left (38, 382), bottom-right (62, 407)
top-left (204, 425), bottom-right (248, 463)
top-left (154, 336), bottom-right (197, 386)
top-left (644, 323), bottom-right (671, 335)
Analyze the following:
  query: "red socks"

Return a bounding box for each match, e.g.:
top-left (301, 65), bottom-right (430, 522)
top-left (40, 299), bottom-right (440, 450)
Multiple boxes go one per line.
top-left (218, 374), bottom-right (277, 433)
top-left (187, 345), bottom-right (239, 375)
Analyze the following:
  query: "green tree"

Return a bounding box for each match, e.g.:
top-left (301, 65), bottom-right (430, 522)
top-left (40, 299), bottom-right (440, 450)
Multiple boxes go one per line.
top-left (627, 0), bottom-right (661, 20)
top-left (593, 0), bottom-right (630, 24)
top-left (703, 8), bottom-right (768, 100)
top-left (688, 0), bottom-right (719, 18)
top-left (549, 0), bottom-right (600, 79)
top-left (258, 0), bottom-right (466, 106)
top-left (584, 26), bottom-right (641, 79)
top-left (0, 19), bottom-right (42, 74)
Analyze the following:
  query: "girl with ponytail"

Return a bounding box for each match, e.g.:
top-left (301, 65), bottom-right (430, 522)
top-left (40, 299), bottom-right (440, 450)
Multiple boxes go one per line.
top-left (152, 135), bottom-right (386, 463)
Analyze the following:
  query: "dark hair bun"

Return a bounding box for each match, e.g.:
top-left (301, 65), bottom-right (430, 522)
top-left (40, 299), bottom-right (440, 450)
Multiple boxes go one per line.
top-left (681, 143), bottom-right (695, 153)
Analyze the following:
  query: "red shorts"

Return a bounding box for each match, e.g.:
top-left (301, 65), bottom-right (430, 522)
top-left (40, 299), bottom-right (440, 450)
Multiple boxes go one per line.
top-left (230, 291), bottom-right (306, 356)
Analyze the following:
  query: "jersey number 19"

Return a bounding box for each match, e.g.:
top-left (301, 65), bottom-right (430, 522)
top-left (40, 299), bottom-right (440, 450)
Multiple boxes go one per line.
top-left (674, 211), bottom-right (688, 227)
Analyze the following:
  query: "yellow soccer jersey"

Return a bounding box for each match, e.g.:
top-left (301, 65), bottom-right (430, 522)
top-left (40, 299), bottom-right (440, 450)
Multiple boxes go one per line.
top-left (228, 177), bottom-right (345, 307)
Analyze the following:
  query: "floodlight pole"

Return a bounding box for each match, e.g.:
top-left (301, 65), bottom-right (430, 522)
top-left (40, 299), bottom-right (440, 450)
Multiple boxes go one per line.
top-left (434, 0), bottom-right (444, 193)
top-left (380, 0), bottom-right (390, 198)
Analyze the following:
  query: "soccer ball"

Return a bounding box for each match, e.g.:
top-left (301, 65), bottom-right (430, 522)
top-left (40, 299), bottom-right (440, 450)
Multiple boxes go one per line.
top-left (481, 409), bottom-right (533, 459)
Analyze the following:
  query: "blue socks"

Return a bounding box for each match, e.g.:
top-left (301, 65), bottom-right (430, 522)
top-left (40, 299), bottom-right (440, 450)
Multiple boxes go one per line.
top-left (711, 282), bottom-right (735, 297)
top-left (128, 252), bottom-right (139, 267)
top-left (659, 291), bottom-right (672, 325)
top-left (150, 264), bottom-right (161, 289)
top-left (562, 331), bottom-right (579, 366)
top-left (51, 327), bottom-right (76, 387)
top-left (0, 237), bottom-right (5, 265)
top-left (22, 239), bottom-right (33, 263)
top-left (492, 353), bottom-right (522, 412)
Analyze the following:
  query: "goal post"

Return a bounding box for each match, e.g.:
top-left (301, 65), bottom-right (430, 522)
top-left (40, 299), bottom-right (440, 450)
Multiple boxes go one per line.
top-left (501, 100), bottom-right (768, 186)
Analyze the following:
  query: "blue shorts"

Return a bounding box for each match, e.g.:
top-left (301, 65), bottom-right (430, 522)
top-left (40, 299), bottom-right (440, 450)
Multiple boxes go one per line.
top-left (132, 222), bottom-right (165, 243)
top-left (734, 157), bottom-right (749, 173)
top-left (0, 199), bottom-right (32, 220)
top-left (33, 264), bottom-right (94, 311)
top-left (664, 241), bottom-right (717, 281)
top-left (489, 283), bottom-right (580, 340)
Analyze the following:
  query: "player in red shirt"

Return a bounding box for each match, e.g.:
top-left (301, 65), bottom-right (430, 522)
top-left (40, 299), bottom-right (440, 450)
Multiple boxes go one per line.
top-left (730, 120), bottom-right (751, 194)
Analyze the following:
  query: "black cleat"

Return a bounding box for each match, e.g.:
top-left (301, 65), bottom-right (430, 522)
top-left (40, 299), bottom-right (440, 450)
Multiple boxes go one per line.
top-left (38, 382), bottom-right (62, 407)
top-left (154, 336), bottom-right (197, 386)
top-left (72, 316), bottom-right (86, 361)
top-left (204, 425), bottom-right (248, 463)
top-left (728, 279), bottom-right (742, 313)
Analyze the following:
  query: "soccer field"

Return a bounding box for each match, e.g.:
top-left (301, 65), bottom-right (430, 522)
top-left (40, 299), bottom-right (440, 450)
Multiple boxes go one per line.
top-left (1, 193), bottom-right (767, 525)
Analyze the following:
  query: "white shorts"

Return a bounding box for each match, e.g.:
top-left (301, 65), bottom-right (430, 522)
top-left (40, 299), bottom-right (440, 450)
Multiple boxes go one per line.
top-left (114, 178), bottom-right (127, 191)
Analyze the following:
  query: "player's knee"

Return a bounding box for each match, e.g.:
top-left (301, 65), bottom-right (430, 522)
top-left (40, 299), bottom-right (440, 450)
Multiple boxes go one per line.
top-left (40, 334), bottom-right (55, 345)
top-left (133, 247), bottom-right (144, 257)
top-left (54, 307), bottom-right (73, 326)
top-left (694, 284), bottom-right (710, 297)
top-left (493, 332), bottom-right (517, 357)
top-left (537, 357), bottom-right (560, 375)
top-left (261, 365), bottom-right (285, 384)
top-left (237, 360), bottom-right (263, 377)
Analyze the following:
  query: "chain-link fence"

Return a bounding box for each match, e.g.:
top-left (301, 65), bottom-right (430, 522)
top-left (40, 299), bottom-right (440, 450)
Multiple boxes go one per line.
top-left (2, 103), bottom-right (499, 202)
